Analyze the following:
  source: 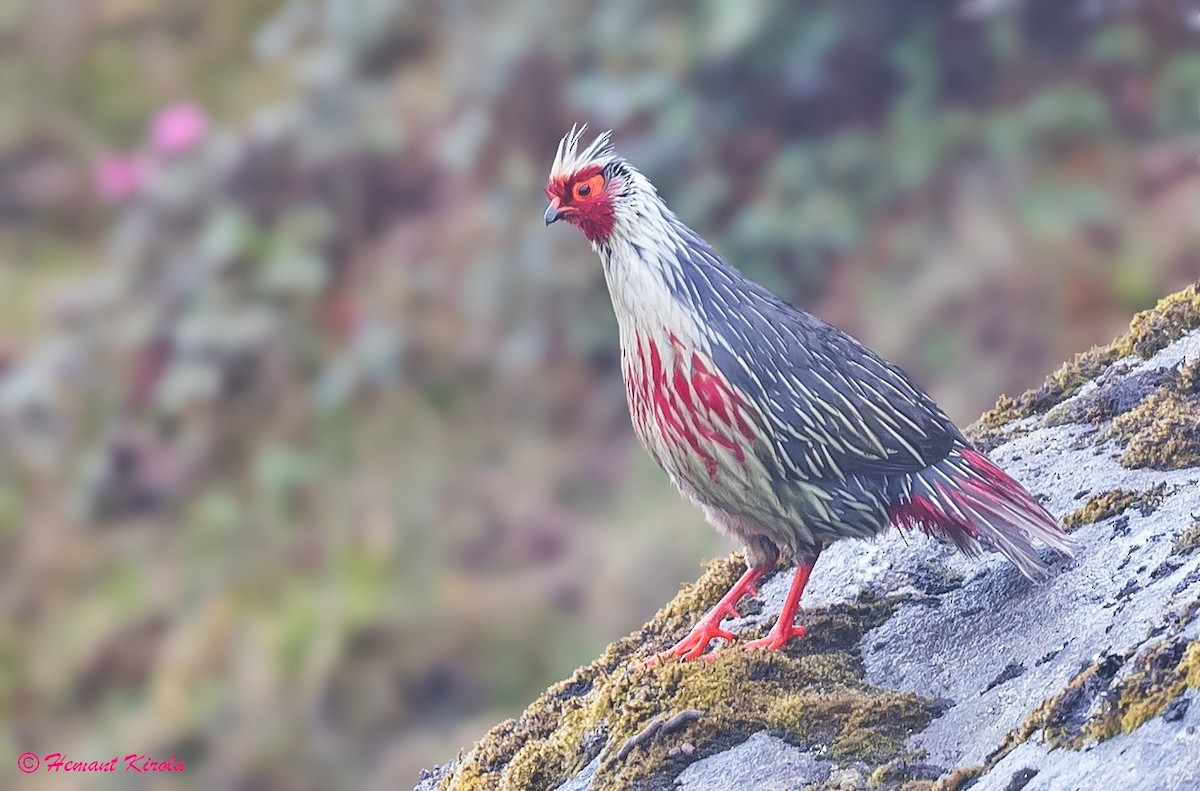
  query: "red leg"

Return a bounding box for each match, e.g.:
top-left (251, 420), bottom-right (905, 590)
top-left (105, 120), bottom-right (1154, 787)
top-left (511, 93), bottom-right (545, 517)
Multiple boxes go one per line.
top-left (743, 557), bottom-right (817, 652)
top-left (643, 564), bottom-right (769, 665)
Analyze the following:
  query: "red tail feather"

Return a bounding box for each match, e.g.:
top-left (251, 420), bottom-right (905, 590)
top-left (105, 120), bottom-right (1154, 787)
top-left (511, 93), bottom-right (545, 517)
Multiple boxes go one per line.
top-left (889, 447), bottom-right (1076, 581)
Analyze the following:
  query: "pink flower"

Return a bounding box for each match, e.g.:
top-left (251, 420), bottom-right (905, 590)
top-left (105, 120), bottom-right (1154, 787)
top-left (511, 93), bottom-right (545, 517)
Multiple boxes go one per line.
top-left (93, 154), bottom-right (148, 202)
top-left (150, 103), bottom-right (209, 155)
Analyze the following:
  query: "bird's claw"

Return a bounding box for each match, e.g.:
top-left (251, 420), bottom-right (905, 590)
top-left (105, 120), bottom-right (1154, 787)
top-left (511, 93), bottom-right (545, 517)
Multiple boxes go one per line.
top-left (742, 622), bottom-right (807, 652)
top-left (673, 626), bottom-right (736, 661)
top-left (635, 564), bottom-right (774, 668)
top-left (639, 622), bottom-right (737, 668)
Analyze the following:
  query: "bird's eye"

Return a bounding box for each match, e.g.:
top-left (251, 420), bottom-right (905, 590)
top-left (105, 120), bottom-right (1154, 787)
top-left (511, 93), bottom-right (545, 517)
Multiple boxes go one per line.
top-left (572, 174), bottom-right (604, 201)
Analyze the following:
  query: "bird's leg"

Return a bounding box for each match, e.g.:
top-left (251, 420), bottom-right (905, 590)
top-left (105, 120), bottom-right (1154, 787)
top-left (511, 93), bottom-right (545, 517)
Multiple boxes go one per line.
top-left (644, 564), bottom-right (769, 665)
top-left (743, 557), bottom-right (817, 652)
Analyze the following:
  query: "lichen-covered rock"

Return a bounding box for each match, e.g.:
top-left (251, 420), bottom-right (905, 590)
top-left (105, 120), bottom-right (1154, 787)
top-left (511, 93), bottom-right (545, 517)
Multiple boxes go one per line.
top-left (968, 282), bottom-right (1200, 451)
top-left (419, 282), bottom-right (1200, 791)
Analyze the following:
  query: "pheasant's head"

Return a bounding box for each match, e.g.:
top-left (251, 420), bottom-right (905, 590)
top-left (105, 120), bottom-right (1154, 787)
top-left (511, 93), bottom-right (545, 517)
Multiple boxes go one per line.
top-left (543, 125), bottom-right (636, 245)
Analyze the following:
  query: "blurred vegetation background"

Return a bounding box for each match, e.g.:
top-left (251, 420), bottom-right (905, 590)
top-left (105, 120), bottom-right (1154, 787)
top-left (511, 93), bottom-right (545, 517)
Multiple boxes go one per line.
top-left (2, 0), bottom-right (1200, 788)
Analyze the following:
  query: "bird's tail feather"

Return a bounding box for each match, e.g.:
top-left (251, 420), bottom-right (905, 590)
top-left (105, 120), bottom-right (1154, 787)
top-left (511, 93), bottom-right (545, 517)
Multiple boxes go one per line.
top-left (888, 447), bottom-right (1077, 582)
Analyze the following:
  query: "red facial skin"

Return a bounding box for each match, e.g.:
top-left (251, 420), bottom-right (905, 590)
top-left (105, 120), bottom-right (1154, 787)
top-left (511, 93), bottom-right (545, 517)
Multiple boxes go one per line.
top-left (545, 165), bottom-right (615, 244)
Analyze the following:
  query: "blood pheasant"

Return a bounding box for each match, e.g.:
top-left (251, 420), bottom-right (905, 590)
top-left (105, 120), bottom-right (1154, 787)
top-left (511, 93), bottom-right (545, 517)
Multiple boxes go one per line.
top-left (543, 126), bottom-right (1075, 661)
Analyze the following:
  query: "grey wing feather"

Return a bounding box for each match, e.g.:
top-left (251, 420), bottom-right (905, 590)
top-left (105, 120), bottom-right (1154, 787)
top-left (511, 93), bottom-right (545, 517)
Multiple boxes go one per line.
top-left (684, 243), bottom-right (961, 481)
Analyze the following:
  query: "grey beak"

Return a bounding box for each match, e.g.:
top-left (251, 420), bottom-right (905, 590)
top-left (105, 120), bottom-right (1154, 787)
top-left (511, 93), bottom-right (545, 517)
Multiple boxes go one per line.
top-left (544, 201), bottom-right (565, 226)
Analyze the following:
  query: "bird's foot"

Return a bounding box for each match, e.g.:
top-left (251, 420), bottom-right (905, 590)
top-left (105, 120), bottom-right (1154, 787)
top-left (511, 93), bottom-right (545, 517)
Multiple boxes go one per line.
top-left (741, 558), bottom-right (816, 653)
top-left (640, 607), bottom-right (739, 667)
top-left (637, 563), bottom-right (771, 668)
top-left (742, 621), bottom-right (807, 652)
top-left (669, 610), bottom-right (740, 661)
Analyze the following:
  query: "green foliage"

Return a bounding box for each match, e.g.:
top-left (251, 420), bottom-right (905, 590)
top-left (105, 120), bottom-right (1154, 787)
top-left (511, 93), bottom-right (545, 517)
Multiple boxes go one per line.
top-left (1155, 53), bottom-right (1200, 132)
top-left (1086, 23), bottom-right (1149, 66)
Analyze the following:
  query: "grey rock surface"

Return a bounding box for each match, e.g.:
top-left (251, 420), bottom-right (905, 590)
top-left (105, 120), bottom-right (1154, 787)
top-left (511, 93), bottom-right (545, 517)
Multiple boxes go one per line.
top-left (553, 754), bottom-right (603, 791)
top-left (415, 762), bottom-right (458, 791)
top-left (421, 323), bottom-right (1200, 790)
top-left (673, 732), bottom-right (833, 791)
top-left (971, 690), bottom-right (1200, 791)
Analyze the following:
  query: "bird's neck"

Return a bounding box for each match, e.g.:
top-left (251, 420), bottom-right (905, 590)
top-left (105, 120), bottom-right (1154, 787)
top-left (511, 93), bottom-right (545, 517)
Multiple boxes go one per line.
top-left (594, 203), bottom-right (708, 354)
top-left (595, 193), bottom-right (748, 362)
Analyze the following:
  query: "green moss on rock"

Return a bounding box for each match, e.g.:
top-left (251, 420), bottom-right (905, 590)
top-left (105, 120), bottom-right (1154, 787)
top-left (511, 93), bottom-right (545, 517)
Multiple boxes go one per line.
top-left (1172, 522), bottom-right (1200, 556)
top-left (967, 281), bottom-right (1200, 449)
top-left (1110, 364), bottom-right (1200, 469)
top-left (946, 636), bottom-right (1200, 785)
top-left (1178, 359), bottom-right (1200, 394)
top-left (931, 766), bottom-right (984, 791)
top-left (1081, 640), bottom-right (1200, 742)
top-left (438, 554), bottom-right (942, 791)
top-left (1122, 286), bottom-right (1200, 358)
top-left (1062, 484), bottom-right (1166, 531)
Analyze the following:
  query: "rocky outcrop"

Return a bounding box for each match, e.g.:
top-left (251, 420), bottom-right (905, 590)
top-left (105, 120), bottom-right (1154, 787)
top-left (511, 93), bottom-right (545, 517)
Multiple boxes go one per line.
top-left (418, 283), bottom-right (1200, 791)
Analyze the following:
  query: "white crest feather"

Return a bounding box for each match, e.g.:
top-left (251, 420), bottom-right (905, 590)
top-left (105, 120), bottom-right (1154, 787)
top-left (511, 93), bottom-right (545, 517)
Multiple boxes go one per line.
top-left (550, 124), bottom-right (617, 180)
